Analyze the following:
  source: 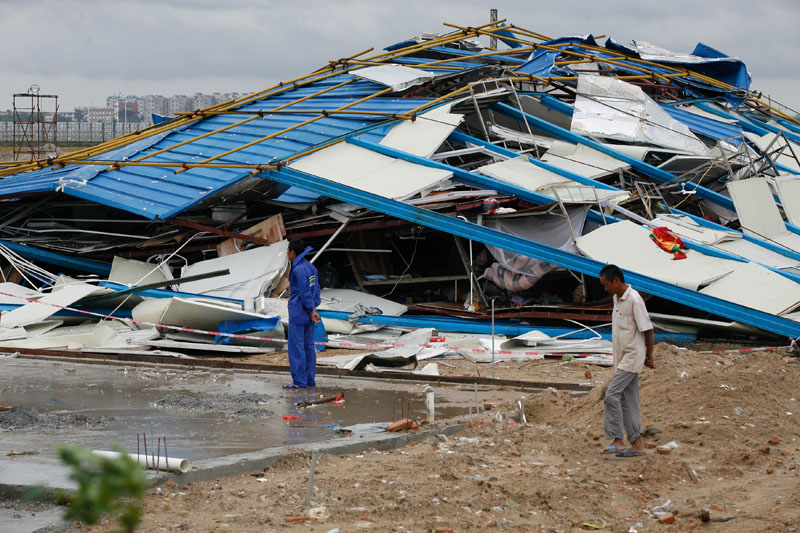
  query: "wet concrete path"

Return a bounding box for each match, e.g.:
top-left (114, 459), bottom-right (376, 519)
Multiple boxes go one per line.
top-left (0, 357), bottom-right (466, 491)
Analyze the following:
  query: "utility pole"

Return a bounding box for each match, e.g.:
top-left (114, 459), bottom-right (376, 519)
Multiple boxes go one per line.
top-left (490, 9), bottom-right (498, 49)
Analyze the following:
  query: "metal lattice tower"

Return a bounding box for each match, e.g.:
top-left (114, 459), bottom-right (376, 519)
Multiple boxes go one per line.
top-left (13, 85), bottom-right (59, 161)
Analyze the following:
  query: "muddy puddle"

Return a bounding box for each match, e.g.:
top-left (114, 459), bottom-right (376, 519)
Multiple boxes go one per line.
top-left (0, 357), bottom-right (466, 462)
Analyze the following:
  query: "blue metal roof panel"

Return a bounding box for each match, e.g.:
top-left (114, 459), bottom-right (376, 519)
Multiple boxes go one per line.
top-left (0, 167), bottom-right (71, 196)
top-left (0, 90), bottom-right (435, 219)
top-left (661, 104), bottom-right (744, 143)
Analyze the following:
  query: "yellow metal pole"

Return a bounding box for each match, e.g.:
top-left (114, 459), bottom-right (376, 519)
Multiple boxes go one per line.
top-left (57, 160), bottom-right (278, 171)
top-left (1, 24), bottom-right (486, 178)
top-left (129, 79), bottom-right (357, 164)
top-left (174, 109), bottom-right (414, 120)
top-left (177, 87), bottom-right (394, 172)
top-left (338, 58), bottom-right (464, 71)
top-left (748, 98), bottom-right (800, 127)
top-left (416, 46), bottom-right (536, 68)
top-left (473, 25), bottom-right (736, 90)
top-left (103, 29), bottom-right (485, 169)
top-left (499, 24), bottom-right (552, 42)
top-left (0, 50), bottom-right (374, 177)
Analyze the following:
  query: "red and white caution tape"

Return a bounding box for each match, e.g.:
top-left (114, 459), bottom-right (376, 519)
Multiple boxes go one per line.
top-left (0, 290), bottom-right (609, 358)
top-left (698, 345), bottom-right (790, 354)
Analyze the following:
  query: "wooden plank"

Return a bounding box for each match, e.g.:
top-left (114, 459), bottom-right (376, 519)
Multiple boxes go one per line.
top-left (216, 213), bottom-right (286, 257)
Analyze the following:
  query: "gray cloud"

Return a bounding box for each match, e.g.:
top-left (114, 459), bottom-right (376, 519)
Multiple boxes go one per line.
top-left (1, 0), bottom-right (798, 111)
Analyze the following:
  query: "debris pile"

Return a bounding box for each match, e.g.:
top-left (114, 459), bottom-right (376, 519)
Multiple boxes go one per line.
top-left (1, 19), bottom-right (799, 360)
top-left (0, 405), bottom-right (109, 430)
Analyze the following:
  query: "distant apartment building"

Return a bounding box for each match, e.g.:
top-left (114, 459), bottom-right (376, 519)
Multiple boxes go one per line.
top-left (117, 101), bottom-right (139, 122)
top-left (141, 95), bottom-right (168, 118)
top-left (86, 106), bottom-right (115, 123)
top-left (193, 93), bottom-right (214, 110)
top-left (73, 92), bottom-right (252, 125)
top-left (167, 94), bottom-right (193, 115)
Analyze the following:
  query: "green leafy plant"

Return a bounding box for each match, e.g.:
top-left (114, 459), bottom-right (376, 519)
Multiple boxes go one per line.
top-left (54, 444), bottom-right (147, 533)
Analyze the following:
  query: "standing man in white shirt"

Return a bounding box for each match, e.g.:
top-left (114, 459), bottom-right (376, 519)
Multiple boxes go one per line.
top-left (599, 264), bottom-right (655, 457)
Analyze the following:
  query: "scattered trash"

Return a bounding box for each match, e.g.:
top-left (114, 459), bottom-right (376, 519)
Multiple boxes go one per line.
top-left (651, 500), bottom-right (672, 514)
top-left (297, 394), bottom-right (344, 409)
top-left (6, 450), bottom-right (39, 456)
top-left (386, 419), bottom-right (416, 432)
top-left (308, 507), bottom-right (329, 520)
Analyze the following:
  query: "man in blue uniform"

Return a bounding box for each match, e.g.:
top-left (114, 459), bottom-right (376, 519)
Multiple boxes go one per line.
top-left (284, 239), bottom-right (321, 389)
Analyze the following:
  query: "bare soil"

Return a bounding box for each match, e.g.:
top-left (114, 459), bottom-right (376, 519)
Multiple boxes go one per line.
top-left (65, 343), bottom-right (800, 532)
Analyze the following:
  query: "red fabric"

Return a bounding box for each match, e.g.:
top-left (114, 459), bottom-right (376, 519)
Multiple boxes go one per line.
top-left (649, 226), bottom-right (687, 260)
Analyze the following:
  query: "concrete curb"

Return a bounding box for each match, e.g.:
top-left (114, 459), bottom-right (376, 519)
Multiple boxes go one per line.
top-left (157, 422), bottom-right (466, 486)
top-left (0, 423), bottom-right (466, 501)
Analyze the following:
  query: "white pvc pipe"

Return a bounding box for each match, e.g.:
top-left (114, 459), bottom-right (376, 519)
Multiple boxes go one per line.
top-left (92, 450), bottom-right (190, 473)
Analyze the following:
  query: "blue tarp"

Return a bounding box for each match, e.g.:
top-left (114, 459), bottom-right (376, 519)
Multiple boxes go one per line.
top-left (604, 38), bottom-right (750, 105)
top-left (516, 49), bottom-right (561, 77)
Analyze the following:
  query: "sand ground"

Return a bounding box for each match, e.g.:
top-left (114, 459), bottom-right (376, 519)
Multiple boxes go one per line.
top-left (57, 342), bottom-right (800, 532)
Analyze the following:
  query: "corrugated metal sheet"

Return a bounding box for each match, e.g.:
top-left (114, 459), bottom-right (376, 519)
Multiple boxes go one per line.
top-left (0, 72), bottom-right (437, 220)
top-left (662, 104), bottom-right (744, 143)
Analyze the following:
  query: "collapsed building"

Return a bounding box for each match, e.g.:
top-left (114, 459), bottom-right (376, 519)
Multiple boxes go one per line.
top-left (0, 19), bottom-right (799, 363)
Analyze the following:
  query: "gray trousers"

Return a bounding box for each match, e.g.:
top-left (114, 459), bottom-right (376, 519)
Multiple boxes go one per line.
top-left (603, 369), bottom-right (641, 444)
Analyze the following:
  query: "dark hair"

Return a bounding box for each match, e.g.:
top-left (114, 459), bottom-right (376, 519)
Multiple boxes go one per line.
top-left (289, 239), bottom-right (306, 255)
top-left (599, 264), bottom-right (624, 283)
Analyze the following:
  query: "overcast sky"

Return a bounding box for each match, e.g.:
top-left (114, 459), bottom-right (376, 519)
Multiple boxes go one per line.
top-left (2, 0), bottom-right (798, 113)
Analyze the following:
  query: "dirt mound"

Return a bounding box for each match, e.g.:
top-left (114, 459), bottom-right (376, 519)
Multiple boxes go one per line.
top-left (65, 343), bottom-right (800, 532)
top-left (526, 343), bottom-right (800, 466)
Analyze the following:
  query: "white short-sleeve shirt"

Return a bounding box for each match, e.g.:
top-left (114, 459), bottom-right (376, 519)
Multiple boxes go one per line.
top-left (612, 285), bottom-right (653, 373)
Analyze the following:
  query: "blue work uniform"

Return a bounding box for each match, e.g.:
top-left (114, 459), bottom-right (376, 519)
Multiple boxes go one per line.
top-left (287, 246), bottom-right (321, 387)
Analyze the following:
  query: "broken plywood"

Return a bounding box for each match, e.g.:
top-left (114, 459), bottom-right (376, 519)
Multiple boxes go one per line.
top-left (216, 213), bottom-right (286, 257)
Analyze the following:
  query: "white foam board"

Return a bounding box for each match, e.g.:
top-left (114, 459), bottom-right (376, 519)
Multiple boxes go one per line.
top-left (699, 262), bottom-right (800, 315)
top-left (0, 281), bottom-right (106, 328)
top-left (575, 220), bottom-right (737, 290)
top-left (380, 103), bottom-right (464, 158)
top-left (774, 176), bottom-right (800, 227)
top-left (289, 142), bottom-right (452, 201)
top-left (541, 141), bottom-right (630, 178)
top-left (727, 178), bottom-right (787, 240)
top-left (180, 240), bottom-right (288, 300)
